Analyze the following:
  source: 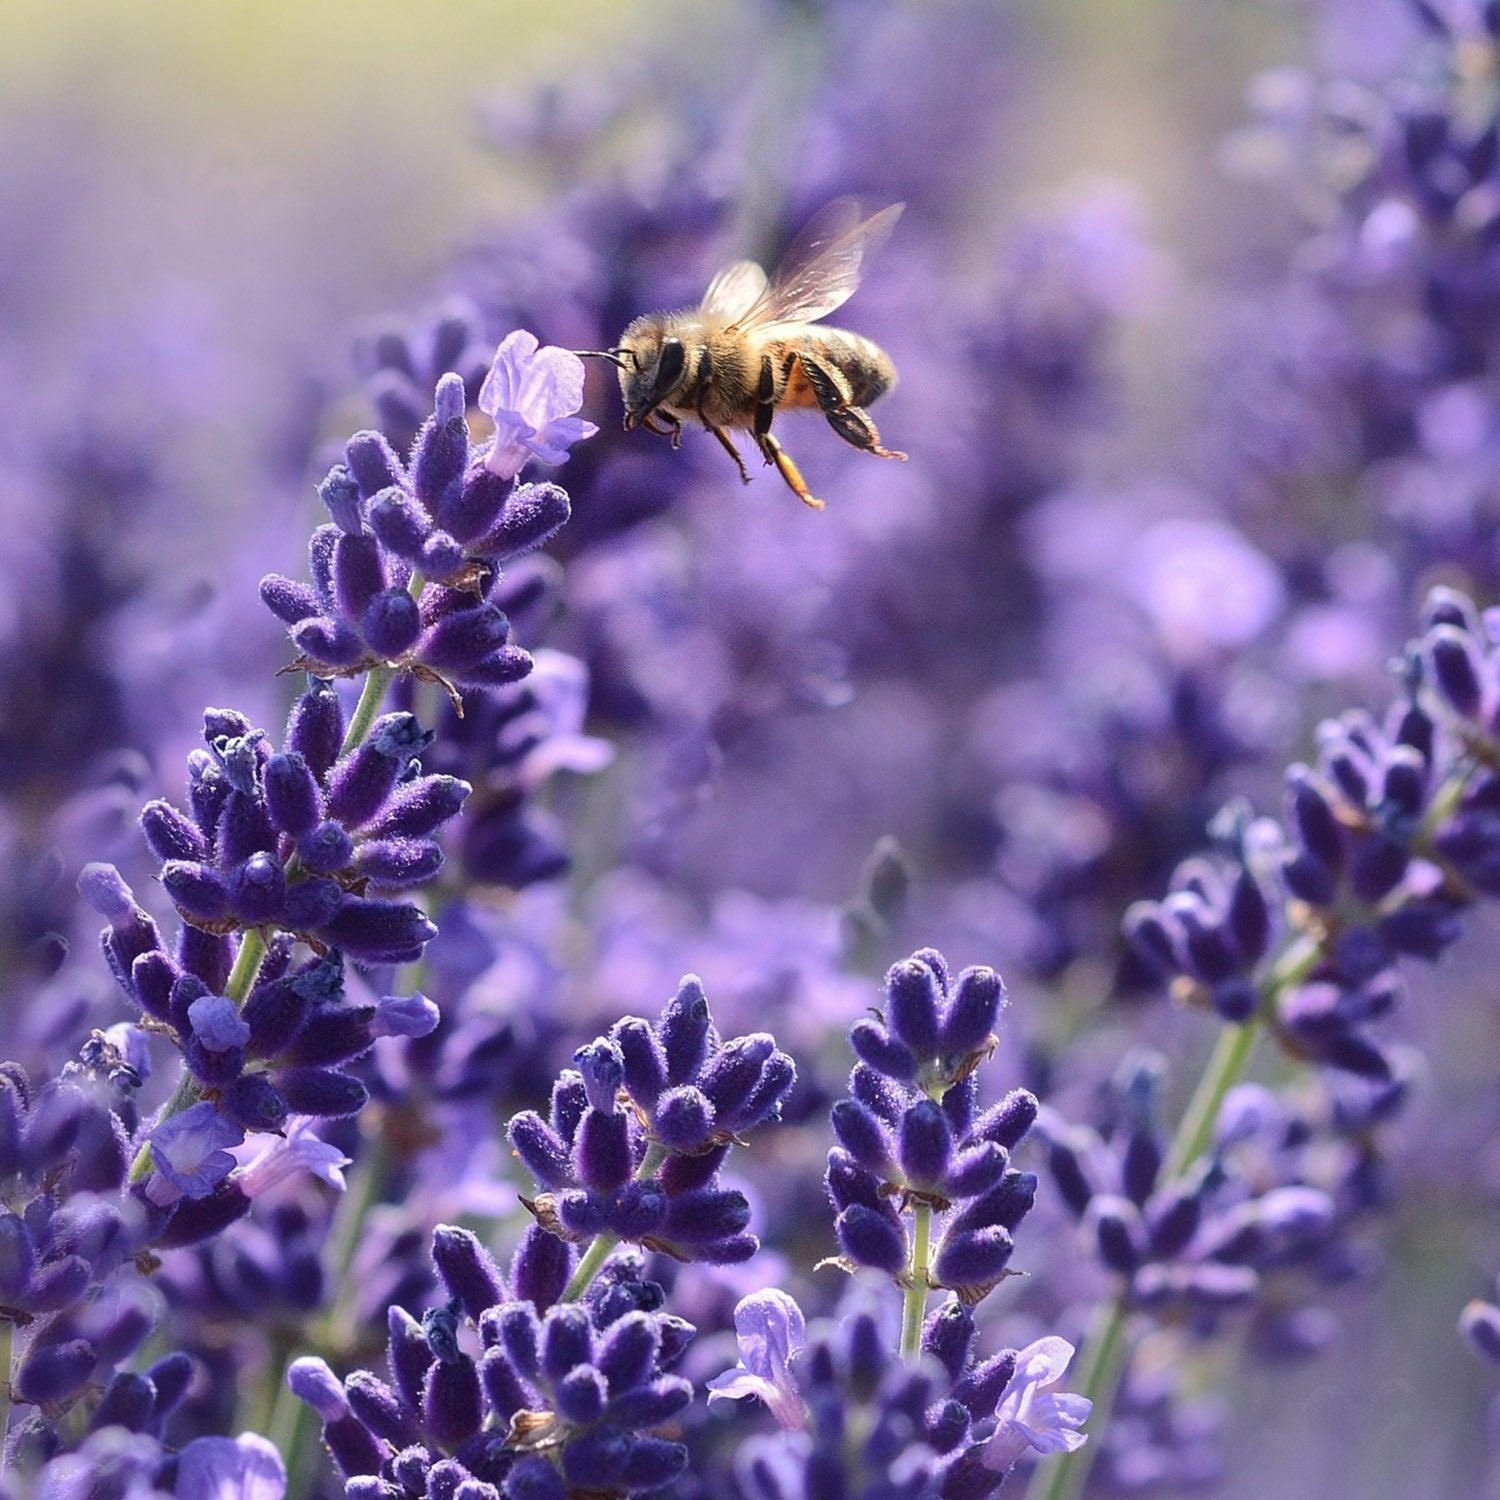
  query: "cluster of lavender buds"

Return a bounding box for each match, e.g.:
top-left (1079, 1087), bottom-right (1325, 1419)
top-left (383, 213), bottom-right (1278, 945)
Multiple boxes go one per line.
top-left (824, 950), bottom-right (1039, 1334)
top-left (261, 334), bottom-right (582, 701)
top-left (291, 1227), bottom-right (694, 1497)
top-left (710, 1289), bottom-right (1089, 1499)
top-left (1040, 1057), bottom-right (1380, 1339)
top-left (508, 975), bottom-right (795, 1275)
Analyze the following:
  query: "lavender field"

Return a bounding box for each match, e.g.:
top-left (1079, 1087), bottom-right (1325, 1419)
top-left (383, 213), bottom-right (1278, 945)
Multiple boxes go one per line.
top-left (1, 1), bottom-right (1498, 1497)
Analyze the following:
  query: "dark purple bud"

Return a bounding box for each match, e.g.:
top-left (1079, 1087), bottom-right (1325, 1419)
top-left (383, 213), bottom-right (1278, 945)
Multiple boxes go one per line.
top-left (412, 376), bottom-right (470, 509)
top-left (458, 646), bottom-right (533, 689)
top-left (90, 1371), bottom-right (156, 1434)
top-left (975, 1089), bottom-right (1038, 1151)
top-left (479, 1346), bottom-right (529, 1422)
top-left (347, 1370), bottom-right (425, 1449)
top-left (619, 1439), bottom-right (688, 1492)
top-left (1089, 1195), bottom-right (1145, 1275)
top-left (293, 616), bottom-right (367, 669)
top-left (898, 1099), bottom-right (953, 1188)
top-left (334, 533), bottom-right (387, 621)
top-left (922, 1300), bottom-right (975, 1383)
top-left (659, 976), bottom-right (712, 1085)
top-left (141, 800), bottom-right (208, 862)
top-left (283, 1004), bottom-right (375, 1067)
top-left (260, 573), bottom-right (321, 625)
top-left (369, 487), bottom-right (433, 562)
top-left (661, 1187), bottom-right (750, 1244)
top-left (156, 1182), bottom-right (251, 1248)
top-left (355, 837), bottom-right (444, 889)
top-left (364, 775), bottom-right (471, 840)
top-left (492, 1303), bottom-right (541, 1378)
top-left (286, 1357), bottom-right (347, 1422)
top-left (420, 532), bottom-right (466, 581)
top-left (724, 1051), bottom-right (795, 1133)
top-left (561, 1427), bottom-right (629, 1493)
top-left (541, 1306), bottom-right (594, 1382)
top-left (16, 1338), bottom-right (95, 1405)
top-left (575, 1109), bottom-right (632, 1193)
top-left (318, 463), bottom-right (365, 533)
top-left (325, 1416), bottom-right (387, 1480)
top-left (509, 1112), bottom-right (572, 1189)
top-left (596, 1311), bottom-right (658, 1391)
top-left (1121, 1129), bottom-right (1162, 1205)
top-left (1288, 767), bottom-right (1344, 871)
top-left (1427, 624), bottom-right (1485, 717)
top-left (934, 1226), bottom-right (1013, 1289)
top-left (555, 1366), bottom-right (607, 1425)
top-left (363, 589), bottom-right (422, 659)
top-left (849, 1019), bottom-right (918, 1084)
top-left (277, 1067), bottom-right (369, 1117)
top-left (130, 951), bottom-right (178, 1022)
top-left (432, 1225), bottom-right (507, 1321)
top-left (264, 753), bottom-right (321, 837)
top-left (826, 1149), bottom-right (884, 1213)
top-left (315, 898), bottom-right (437, 965)
top-left (161, 861), bottom-right (231, 924)
top-left (1147, 1184), bottom-right (1202, 1259)
top-left (831, 1099), bottom-right (894, 1175)
top-left (419, 605), bottom-right (511, 675)
top-left (423, 1356), bottom-right (480, 1446)
top-left (477, 482), bottom-right (571, 560)
top-left (509, 1225), bottom-right (571, 1313)
top-left (1226, 869), bottom-right (1271, 963)
top-left (221, 1073), bottom-right (289, 1132)
top-left (217, 788), bottom-right (277, 864)
top-left (939, 966), bottom-right (1004, 1056)
top-left (613, 1019), bottom-right (668, 1111)
top-left (505, 1456), bottom-right (567, 1500)
top-left (228, 853), bottom-right (287, 925)
top-left (286, 678), bottom-right (345, 782)
top-left (607, 1375), bottom-right (691, 1427)
top-left (946, 1143), bottom-right (1009, 1200)
top-left (654, 1087), bottom-right (714, 1151)
top-left (387, 1305), bottom-right (434, 1412)
top-left (1048, 1135), bottom-right (1095, 1218)
top-left (297, 820), bottom-right (356, 875)
top-left (146, 1352), bottom-right (195, 1419)
top-left (178, 925), bottom-right (233, 994)
top-left (835, 1203), bottom-right (906, 1274)
top-left (346, 431), bottom-right (404, 497)
top-left (954, 1350), bottom-right (1018, 1422)
top-left (886, 957), bottom-right (942, 1054)
top-left (1212, 979), bottom-right (1259, 1022)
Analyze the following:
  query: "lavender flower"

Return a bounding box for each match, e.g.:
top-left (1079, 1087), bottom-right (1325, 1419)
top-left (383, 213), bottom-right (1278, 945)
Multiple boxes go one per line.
top-left (479, 330), bottom-right (599, 481)
top-left (290, 1231), bottom-right (691, 1496)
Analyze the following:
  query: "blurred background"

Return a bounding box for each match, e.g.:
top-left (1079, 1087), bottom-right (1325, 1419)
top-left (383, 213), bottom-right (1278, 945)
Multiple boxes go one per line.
top-left (3, 0), bottom-right (1498, 1495)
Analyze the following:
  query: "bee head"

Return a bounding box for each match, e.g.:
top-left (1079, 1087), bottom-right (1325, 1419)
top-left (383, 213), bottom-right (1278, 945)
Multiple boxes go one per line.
top-left (610, 320), bottom-right (687, 429)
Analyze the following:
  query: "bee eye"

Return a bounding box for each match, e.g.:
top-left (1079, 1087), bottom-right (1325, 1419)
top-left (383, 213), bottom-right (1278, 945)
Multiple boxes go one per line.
top-left (651, 338), bottom-right (686, 399)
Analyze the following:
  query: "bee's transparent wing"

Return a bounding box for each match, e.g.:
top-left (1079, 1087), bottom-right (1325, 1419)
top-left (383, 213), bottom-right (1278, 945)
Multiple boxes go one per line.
top-left (733, 199), bottom-right (904, 331)
top-left (700, 259), bottom-right (770, 321)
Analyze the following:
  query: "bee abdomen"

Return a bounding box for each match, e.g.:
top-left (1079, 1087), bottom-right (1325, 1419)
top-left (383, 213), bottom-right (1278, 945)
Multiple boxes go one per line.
top-left (811, 330), bottom-right (897, 406)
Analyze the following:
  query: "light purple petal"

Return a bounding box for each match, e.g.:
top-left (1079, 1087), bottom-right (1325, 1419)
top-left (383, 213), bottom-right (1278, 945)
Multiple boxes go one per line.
top-left (174, 1433), bottom-right (285, 1498)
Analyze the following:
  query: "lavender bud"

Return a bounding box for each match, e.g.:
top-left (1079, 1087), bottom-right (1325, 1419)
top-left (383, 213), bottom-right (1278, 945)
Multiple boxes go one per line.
top-left (432, 1225), bottom-right (507, 1321)
top-left (835, 1203), bottom-right (906, 1274)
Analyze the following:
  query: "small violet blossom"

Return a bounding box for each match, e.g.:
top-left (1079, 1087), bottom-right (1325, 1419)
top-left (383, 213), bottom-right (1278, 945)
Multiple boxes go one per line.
top-left (173, 1433), bottom-right (287, 1499)
top-left (231, 1116), bottom-right (351, 1199)
top-left (148, 1101), bottom-right (245, 1202)
top-left (980, 1336), bottom-right (1092, 1472)
top-left (478, 330), bottom-right (598, 480)
top-left (706, 1289), bottom-right (808, 1429)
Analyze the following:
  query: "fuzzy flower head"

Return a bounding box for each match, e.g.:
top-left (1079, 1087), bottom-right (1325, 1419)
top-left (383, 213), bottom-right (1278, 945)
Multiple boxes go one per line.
top-left (480, 331), bottom-right (599, 481)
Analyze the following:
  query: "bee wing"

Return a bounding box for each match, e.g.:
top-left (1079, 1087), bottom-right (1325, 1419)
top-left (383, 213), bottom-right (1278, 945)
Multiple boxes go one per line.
top-left (700, 258), bottom-right (770, 321)
top-left (733, 199), bottom-right (904, 332)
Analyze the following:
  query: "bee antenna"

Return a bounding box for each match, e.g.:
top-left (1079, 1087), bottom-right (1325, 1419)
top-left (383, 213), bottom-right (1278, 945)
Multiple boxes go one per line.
top-left (573, 349), bottom-right (631, 371)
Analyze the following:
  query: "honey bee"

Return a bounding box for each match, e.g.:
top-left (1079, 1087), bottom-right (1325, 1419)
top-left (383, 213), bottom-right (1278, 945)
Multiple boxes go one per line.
top-left (576, 198), bottom-right (906, 510)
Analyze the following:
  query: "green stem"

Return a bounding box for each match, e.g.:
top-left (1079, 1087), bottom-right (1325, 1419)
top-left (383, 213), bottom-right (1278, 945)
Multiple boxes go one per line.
top-left (0, 1319), bottom-right (13, 1471)
top-left (316, 1137), bottom-right (388, 1351)
top-left (900, 1203), bottom-right (932, 1359)
top-left (560, 1143), bottom-right (668, 1304)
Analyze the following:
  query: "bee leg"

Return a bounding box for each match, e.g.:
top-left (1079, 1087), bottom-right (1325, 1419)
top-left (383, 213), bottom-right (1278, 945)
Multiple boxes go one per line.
top-left (640, 411), bottom-right (682, 448)
top-left (704, 421), bottom-right (752, 484)
top-left (801, 354), bottom-right (908, 461)
top-left (754, 354), bottom-right (779, 447)
top-left (757, 433), bottom-right (825, 510)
